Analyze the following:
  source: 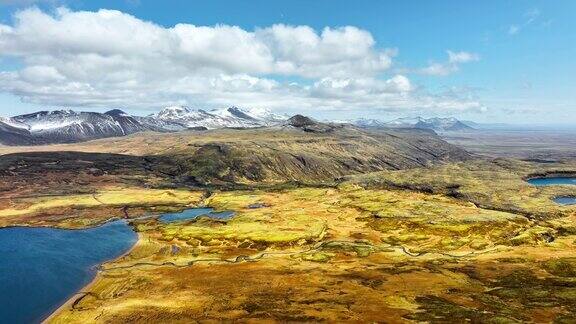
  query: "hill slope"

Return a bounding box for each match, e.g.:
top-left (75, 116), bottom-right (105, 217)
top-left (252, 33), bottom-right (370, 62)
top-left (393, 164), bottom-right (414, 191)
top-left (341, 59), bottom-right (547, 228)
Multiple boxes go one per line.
top-left (0, 117), bottom-right (471, 186)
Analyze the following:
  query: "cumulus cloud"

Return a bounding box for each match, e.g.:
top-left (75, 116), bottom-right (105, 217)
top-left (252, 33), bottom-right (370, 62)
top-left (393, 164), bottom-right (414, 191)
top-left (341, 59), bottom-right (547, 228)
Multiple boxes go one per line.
top-left (0, 8), bottom-right (391, 78)
top-left (0, 7), bottom-right (483, 114)
top-left (419, 50), bottom-right (480, 76)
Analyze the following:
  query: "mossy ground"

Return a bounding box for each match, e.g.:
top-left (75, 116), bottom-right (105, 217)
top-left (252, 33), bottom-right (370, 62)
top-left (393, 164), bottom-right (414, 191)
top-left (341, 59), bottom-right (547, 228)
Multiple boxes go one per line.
top-left (348, 158), bottom-right (576, 219)
top-left (1, 156), bottom-right (574, 322)
top-left (33, 172), bottom-right (575, 323)
top-left (2, 126), bottom-right (575, 321)
top-left (0, 187), bottom-right (203, 228)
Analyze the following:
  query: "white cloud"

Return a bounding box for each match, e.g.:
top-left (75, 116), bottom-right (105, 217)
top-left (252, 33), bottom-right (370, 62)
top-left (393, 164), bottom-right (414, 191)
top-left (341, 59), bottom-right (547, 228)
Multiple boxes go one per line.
top-left (419, 50), bottom-right (480, 76)
top-left (256, 24), bottom-right (393, 78)
top-left (508, 25), bottom-right (520, 35)
top-left (508, 8), bottom-right (541, 35)
top-left (0, 7), bottom-right (483, 114)
top-left (0, 8), bottom-right (391, 78)
top-left (420, 63), bottom-right (455, 77)
top-left (447, 50), bottom-right (480, 64)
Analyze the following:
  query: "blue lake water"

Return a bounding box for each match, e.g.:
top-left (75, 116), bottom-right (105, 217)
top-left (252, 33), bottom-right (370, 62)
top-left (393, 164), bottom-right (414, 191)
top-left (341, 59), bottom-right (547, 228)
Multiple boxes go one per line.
top-left (0, 220), bottom-right (137, 324)
top-left (0, 208), bottom-right (235, 323)
top-left (159, 207), bottom-right (234, 223)
top-left (526, 177), bottom-right (576, 205)
top-left (554, 197), bottom-right (576, 205)
top-left (527, 177), bottom-right (576, 186)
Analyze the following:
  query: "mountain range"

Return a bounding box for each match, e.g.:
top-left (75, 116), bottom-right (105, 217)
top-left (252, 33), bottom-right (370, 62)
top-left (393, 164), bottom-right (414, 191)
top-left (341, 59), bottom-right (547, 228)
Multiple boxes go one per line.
top-left (150, 106), bottom-right (287, 130)
top-left (0, 107), bottom-right (474, 146)
top-left (0, 107), bottom-right (288, 145)
top-left (351, 117), bottom-right (474, 132)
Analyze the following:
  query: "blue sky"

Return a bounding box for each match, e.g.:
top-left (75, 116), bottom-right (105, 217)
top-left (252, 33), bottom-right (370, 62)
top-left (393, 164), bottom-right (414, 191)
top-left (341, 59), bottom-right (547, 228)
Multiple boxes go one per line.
top-left (0, 0), bottom-right (574, 124)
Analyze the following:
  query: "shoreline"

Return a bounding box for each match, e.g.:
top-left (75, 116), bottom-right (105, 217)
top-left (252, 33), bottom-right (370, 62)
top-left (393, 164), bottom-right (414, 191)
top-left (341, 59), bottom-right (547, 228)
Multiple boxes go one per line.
top-left (0, 216), bottom-right (124, 231)
top-left (41, 206), bottom-right (231, 322)
top-left (42, 231), bottom-right (142, 323)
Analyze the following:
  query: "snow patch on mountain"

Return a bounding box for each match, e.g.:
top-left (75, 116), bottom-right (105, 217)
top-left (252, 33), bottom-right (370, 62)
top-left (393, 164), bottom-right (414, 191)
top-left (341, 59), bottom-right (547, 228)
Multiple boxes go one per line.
top-left (13, 110), bottom-right (84, 132)
top-left (152, 106), bottom-right (287, 129)
top-left (0, 106), bottom-right (288, 145)
top-left (0, 116), bottom-right (29, 130)
top-left (346, 116), bottom-right (474, 132)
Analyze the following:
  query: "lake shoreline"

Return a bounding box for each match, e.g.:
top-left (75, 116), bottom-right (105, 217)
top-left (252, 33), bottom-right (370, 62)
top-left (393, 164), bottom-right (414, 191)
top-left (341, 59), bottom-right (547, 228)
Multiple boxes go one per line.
top-left (0, 219), bottom-right (137, 323)
top-left (44, 208), bottom-right (234, 322)
top-left (0, 216), bottom-right (123, 231)
top-left (42, 230), bottom-right (141, 323)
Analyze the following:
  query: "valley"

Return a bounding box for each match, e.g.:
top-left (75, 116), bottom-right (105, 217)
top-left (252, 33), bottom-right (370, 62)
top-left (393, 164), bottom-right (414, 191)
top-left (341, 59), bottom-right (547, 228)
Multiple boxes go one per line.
top-left (0, 120), bottom-right (575, 323)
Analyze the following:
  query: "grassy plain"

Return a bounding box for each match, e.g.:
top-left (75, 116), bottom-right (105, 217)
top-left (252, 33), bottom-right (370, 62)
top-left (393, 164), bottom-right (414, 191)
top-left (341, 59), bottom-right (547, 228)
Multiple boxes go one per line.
top-left (443, 129), bottom-right (576, 160)
top-left (40, 176), bottom-right (576, 323)
top-left (349, 158), bottom-right (576, 219)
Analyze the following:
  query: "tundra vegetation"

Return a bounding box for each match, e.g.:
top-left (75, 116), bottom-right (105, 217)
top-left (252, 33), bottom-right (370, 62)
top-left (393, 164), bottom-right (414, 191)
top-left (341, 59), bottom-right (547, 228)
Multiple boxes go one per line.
top-left (0, 127), bottom-right (575, 322)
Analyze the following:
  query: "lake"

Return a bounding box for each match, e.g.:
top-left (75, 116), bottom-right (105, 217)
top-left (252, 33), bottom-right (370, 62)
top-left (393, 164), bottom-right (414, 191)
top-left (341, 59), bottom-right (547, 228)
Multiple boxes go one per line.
top-left (0, 220), bottom-right (136, 323)
top-left (0, 207), bottom-right (235, 323)
top-left (527, 176), bottom-right (576, 186)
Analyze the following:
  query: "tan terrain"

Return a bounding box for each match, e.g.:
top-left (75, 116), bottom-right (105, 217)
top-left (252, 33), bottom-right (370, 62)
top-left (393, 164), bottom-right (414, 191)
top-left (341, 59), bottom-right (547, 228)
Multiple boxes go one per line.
top-left (0, 124), bottom-right (574, 322)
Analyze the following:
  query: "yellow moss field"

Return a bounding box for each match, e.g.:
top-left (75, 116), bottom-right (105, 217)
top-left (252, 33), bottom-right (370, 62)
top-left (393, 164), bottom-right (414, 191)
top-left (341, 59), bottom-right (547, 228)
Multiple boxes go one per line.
top-left (0, 187), bottom-right (204, 223)
top-left (47, 183), bottom-right (576, 322)
top-left (348, 159), bottom-right (576, 218)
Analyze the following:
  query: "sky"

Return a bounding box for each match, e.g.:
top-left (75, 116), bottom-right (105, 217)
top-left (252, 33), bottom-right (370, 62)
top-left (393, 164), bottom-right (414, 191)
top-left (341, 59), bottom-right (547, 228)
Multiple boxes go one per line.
top-left (0, 0), bottom-right (574, 124)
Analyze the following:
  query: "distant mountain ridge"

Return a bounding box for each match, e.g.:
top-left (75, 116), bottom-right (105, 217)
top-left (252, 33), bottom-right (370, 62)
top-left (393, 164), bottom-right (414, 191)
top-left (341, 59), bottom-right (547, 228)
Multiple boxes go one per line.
top-left (0, 106), bottom-right (289, 146)
top-left (0, 106), bottom-right (477, 146)
top-left (349, 116), bottom-right (474, 132)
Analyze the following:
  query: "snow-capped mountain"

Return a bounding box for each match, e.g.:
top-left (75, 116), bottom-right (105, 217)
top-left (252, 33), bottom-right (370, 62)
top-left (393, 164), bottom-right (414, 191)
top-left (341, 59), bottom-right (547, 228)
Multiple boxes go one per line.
top-left (14, 109), bottom-right (163, 142)
top-left (352, 118), bottom-right (387, 128)
top-left (412, 117), bottom-right (473, 132)
top-left (384, 117), bottom-right (427, 127)
top-left (0, 116), bottom-right (28, 130)
top-left (0, 117), bottom-right (39, 145)
top-left (349, 116), bottom-right (473, 132)
top-left (0, 106), bottom-right (289, 146)
top-left (217, 106), bottom-right (288, 126)
top-left (150, 106), bottom-right (287, 129)
top-left (0, 109), bottom-right (167, 145)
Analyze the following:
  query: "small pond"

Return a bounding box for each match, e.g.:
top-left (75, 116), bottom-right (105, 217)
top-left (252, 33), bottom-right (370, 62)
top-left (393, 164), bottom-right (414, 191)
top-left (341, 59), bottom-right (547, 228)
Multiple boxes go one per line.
top-left (159, 207), bottom-right (234, 223)
top-left (553, 197), bottom-right (576, 205)
top-left (527, 177), bottom-right (576, 186)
